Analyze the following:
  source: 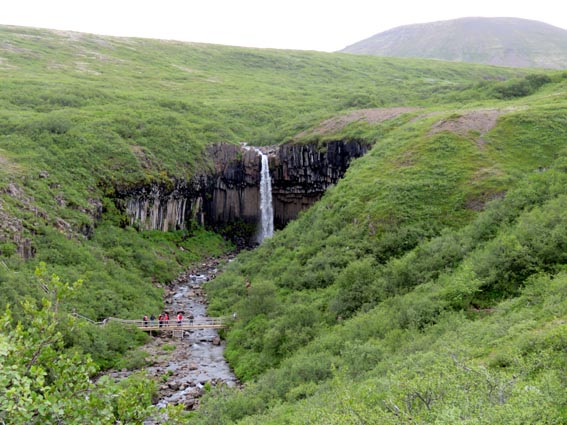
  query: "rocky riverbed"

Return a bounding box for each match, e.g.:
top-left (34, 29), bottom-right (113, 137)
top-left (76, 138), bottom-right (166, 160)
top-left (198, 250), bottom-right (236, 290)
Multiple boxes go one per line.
top-left (112, 254), bottom-right (240, 413)
top-left (148, 255), bottom-right (239, 409)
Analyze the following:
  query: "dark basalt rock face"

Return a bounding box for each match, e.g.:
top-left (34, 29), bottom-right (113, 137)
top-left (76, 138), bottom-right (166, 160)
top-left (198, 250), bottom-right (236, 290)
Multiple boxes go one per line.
top-left (271, 141), bottom-right (369, 228)
top-left (201, 144), bottom-right (261, 228)
top-left (115, 140), bottom-right (369, 243)
top-left (114, 144), bottom-right (261, 235)
top-left (116, 179), bottom-right (204, 232)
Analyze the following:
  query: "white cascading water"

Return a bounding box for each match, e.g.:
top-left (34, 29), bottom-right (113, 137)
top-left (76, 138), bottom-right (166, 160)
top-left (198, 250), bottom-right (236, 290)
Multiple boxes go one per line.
top-left (256, 150), bottom-right (274, 243)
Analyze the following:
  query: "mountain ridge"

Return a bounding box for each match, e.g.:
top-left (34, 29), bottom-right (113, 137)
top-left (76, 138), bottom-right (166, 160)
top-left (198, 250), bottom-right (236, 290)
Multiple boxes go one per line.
top-left (340, 17), bottom-right (567, 69)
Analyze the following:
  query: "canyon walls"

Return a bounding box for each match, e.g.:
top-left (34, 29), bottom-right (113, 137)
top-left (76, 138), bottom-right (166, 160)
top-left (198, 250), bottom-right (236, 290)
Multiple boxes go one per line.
top-left (115, 140), bottom-right (369, 242)
top-left (271, 141), bottom-right (368, 228)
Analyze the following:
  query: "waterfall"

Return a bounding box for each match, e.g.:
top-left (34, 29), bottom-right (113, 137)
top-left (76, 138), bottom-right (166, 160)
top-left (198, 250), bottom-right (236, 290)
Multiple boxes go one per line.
top-left (256, 150), bottom-right (274, 243)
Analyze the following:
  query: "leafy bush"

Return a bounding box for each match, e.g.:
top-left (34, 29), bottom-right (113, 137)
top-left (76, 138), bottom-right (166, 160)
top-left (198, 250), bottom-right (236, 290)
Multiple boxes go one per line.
top-left (0, 268), bottom-right (156, 423)
top-left (330, 257), bottom-right (380, 318)
top-left (492, 73), bottom-right (552, 99)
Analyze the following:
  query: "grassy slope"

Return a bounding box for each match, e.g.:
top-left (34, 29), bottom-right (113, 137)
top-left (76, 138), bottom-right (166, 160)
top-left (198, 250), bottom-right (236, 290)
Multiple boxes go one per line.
top-left (1, 24), bottom-right (566, 417)
top-left (0, 26), bottom-right (525, 236)
top-left (201, 81), bottom-right (567, 422)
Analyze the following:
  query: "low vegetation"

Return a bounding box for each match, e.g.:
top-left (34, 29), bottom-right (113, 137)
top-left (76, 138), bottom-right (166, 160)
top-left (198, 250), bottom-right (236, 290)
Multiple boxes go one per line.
top-left (201, 82), bottom-right (567, 422)
top-left (0, 267), bottom-right (157, 423)
top-left (1, 25), bottom-right (567, 423)
top-left (202, 151), bottom-right (567, 422)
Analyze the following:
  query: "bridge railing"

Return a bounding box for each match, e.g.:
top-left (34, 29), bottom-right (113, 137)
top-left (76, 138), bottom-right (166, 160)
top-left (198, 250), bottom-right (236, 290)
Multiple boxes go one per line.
top-left (104, 316), bottom-right (227, 329)
top-left (71, 312), bottom-right (103, 325)
top-left (71, 313), bottom-right (229, 329)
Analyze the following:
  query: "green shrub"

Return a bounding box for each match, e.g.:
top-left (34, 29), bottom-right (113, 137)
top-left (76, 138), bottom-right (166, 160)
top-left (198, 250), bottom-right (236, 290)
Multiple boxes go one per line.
top-left (0, 269), bottom-right (156, 423)
top-left (330, 257), bottom-right (380, 318)
top-left (492, 73), bottom-right (552, 99)
top-left (113, 349), bottom-right (151, 370)
top-left (0, 242), bottom-right (17, 257)
top-left (162, 343), bottom-right (176, 352)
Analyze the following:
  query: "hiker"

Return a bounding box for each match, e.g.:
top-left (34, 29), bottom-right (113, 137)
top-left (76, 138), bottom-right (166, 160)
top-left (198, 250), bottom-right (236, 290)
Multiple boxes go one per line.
top-left (188, 311), bottom-right (194, 324)
top-left (143, 315), bottom-right (148, 327)
top-left (158, 313), bottom-right (163, 328)
top-left (164, 313), bottom-right (169, 326)
top-left (177, 312), bottom-right (183, 325)
top-left (150, 314), bottom-right (155, 325)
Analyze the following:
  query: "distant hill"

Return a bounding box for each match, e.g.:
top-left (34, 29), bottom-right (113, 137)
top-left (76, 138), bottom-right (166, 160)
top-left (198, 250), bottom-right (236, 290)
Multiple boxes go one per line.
top-left (340, 17), bottom-right (567, 69)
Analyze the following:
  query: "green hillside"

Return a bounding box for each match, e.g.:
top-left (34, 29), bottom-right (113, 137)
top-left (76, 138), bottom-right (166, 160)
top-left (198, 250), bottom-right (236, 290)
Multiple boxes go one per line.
top-left (202, 96), bottom-right (567, 422)
top-left (341, 17), bottom-right (567, 69)
top-left (1, 24), bottom-right (567, 423)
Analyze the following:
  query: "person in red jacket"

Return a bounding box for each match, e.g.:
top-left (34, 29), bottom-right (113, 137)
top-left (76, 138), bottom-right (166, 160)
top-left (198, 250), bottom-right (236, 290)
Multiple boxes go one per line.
top-left (177, 312), bottom-right (183, 325)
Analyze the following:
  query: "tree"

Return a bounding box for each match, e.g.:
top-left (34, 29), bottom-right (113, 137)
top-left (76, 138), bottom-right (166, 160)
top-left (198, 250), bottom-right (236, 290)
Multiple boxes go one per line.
top-left (0, 263), bottom-right (156, 424)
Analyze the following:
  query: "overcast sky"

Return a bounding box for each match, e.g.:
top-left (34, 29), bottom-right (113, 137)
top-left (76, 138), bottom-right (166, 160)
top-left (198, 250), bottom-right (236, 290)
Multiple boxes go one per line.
top-left (2, 0), bottom-right (566, 52)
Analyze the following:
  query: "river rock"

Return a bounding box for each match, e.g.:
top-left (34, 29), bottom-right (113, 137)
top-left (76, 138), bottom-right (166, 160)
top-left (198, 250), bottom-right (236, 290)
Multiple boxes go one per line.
top-left (168, 381), bottom-right (181, 391)
top-left (183, 398), bottom-right (196, 409)
top-left (190, 387), bottom-right (205, 398)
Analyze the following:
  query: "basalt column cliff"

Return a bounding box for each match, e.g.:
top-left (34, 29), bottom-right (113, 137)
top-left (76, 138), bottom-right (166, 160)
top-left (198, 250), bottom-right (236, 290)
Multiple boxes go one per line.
top-left (116, 140), bottom-right (369, 242)
top-left (271, 141), bottom-right (368, 228)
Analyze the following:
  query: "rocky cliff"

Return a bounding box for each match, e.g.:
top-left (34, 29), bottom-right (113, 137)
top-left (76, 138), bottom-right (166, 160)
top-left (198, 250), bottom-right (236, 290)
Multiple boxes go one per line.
top-left (271, 141), bottom-right (368, 227)
top-left (116, 140), bottom-right (369, 243)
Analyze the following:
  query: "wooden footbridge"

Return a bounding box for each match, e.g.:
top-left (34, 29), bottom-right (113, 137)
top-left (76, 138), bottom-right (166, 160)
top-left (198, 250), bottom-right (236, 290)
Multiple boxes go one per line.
top-left (72, 313), bottom-right (227, 337)
top-left (105, 317), bottom-right (227, 332)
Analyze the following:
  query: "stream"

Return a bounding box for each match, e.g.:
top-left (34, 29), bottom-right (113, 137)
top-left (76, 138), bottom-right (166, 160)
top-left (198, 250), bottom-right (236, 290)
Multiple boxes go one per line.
top-left (135, 255), bottom-right (239, 411)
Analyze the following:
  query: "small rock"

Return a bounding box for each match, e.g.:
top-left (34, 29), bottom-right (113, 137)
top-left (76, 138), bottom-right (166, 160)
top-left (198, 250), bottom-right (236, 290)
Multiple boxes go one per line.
top-left (193, 387), bottom-right (205, 397)
top-left (168, 381), bottom-right (181, 391)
